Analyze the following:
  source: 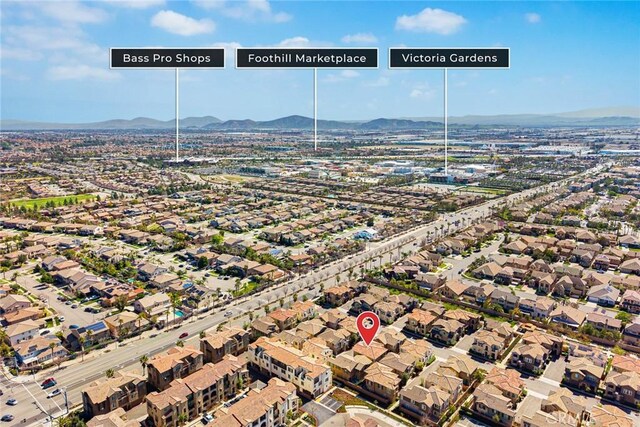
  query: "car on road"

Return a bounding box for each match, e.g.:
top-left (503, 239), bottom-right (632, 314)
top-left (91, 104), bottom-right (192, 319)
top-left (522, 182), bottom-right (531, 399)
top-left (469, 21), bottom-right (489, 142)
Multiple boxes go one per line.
top-left (6, 399), bottom-right (17, 406)
top-left (149, 334), bottom-right (158, 338)
top-left (71, 304), bottom-right (78, 309)
top-left (40, 329), bottom-right (51, 335)
top-left (1, 415), bottom-right (14, 422)
top-left (47, 389), bottom-right (62, 398)
top-left (224, 311), bottom-right (233, 317)
top-left (201, 413), bottom-right (214, 424)
top-left (69, 324), bottom-right (80, 330)
top-left (178, 332), bottom-right (189, 339)
top-left (41, 378), bottom-right (56, 389)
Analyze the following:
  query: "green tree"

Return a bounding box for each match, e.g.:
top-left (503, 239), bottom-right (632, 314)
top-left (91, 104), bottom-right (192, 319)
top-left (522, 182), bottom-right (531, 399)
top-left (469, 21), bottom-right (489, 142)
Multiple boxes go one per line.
top-left (616, 311), bottom-right (633, 326)
top-left (197, 256), bottom-right (209, 269)
top-left (139, 354), bottom-right (149, 375)
top-left (211, 233), bottom-right (224, 246)
top-left (114, 294), bottom-right (128, 313)
top-left (106, 368), bottom-right (115, 378)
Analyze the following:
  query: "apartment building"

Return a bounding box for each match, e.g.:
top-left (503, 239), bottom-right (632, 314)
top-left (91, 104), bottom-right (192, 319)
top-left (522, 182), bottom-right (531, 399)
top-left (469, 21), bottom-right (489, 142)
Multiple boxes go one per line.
top-left (200, 326), bottom-right (251, 364)
top-left (147, 346), bottom-right (204, 391)
top-left (211, 378), bottom-right (298, 427)
top-left (146, 356), bottom-right (247, 427)
top-left (82, 371), bottom-right (147, 418)
top-left (248, 337), bottom-right (332, 398)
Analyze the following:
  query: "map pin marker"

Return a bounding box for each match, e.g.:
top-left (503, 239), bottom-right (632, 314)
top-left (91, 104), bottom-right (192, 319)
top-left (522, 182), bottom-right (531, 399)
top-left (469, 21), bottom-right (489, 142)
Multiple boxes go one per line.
top-left (356, 311), bottom-right (381, 346)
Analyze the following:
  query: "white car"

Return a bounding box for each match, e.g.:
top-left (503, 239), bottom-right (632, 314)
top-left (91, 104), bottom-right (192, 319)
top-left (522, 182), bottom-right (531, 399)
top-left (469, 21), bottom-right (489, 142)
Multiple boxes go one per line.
top-left (47, 389), bottom-right (62, 398)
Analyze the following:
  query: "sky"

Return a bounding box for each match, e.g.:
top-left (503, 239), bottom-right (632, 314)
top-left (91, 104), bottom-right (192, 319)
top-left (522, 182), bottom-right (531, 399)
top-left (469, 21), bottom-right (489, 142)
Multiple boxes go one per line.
top-left (1, 0), bottom-right (639, 122)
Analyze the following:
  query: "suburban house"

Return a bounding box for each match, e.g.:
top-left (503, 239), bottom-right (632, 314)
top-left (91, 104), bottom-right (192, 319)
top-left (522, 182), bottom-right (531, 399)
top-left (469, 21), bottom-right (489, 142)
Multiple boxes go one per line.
top-left (563, 357), bottom-right (604, 392)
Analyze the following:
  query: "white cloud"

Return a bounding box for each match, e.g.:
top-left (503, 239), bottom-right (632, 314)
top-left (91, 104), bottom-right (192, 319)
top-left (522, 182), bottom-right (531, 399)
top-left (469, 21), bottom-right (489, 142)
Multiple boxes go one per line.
top-left (211, 41), bottom-right (242, 61)
top-left (0, 47), bottom-right (43, 61)
top-left (364, 76), bottom-right (390, 87)
top-left (278, 36), bottom-right (310, 47)
top-left (151, 10), bottom-right (215, 36)
top-left (396, 8), bottom-right (466, 35)
top-left (38, 1), bottom-right (108, 24)
top-left (341, 33), bottom-right (378, 44)
top-left (3, 25), bottom-right (105, 61)
top-left (410, 83), bottom-right (435, 99)
top-left (48, 65), bottom-right (120, 81)
top-left (0, 68), bottom-right (30, 81)
top-left (104, 0), bottom-right (165, 9)
top-left (193, 0), bottom-right (291, 23)
top-left (323, 70), bottom-right (360, 83)
top-left (525, 13), bottom-right (541, 24)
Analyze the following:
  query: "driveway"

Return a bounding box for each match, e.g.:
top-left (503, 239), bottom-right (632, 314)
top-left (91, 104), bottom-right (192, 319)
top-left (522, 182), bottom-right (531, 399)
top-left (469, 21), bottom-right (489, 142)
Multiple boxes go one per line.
top-left (303, 400), bottom-right (336, 426)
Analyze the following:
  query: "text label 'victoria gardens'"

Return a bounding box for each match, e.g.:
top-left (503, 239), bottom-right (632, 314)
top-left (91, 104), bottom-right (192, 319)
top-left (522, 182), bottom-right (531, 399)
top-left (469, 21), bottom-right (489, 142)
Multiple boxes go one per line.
top-left (389, 48), bottom-right (510, 69)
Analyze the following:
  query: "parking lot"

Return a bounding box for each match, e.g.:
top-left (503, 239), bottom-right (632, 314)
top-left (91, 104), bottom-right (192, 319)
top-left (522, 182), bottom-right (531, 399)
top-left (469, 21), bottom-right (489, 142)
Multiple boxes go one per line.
top-left (16, 273), bottom-right (104, 327)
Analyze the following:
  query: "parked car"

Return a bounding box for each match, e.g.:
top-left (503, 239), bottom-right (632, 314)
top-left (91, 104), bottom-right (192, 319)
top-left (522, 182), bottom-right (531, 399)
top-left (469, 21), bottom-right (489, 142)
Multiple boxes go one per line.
top-left (69, 325), bottom-right (80, 330)
top-left (201, 414), bottom-right (214, 424)
top-left (58, 316), bottom-right (65, 322)
top-left (40, 329), bottom-right (50, 335)
top-left (6, 399), bottom-right (17, 406)
top-left (1, 415), bottom-right (14, 422)
top-left (71, 304), bottom-right (78, 309)
top-left (224, 311), bottom-right (233, 317)
top-left (179, 332), bottom-right (189, 339)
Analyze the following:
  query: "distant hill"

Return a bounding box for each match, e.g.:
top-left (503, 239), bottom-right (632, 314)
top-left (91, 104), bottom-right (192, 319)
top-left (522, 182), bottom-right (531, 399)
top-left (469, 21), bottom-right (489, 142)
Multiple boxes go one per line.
top-left (360, 118), bottom-right (441, 130)
top-left (0, 116), bottom-right (222, 130)
top-left (2, 107), bottom-right (639, 130)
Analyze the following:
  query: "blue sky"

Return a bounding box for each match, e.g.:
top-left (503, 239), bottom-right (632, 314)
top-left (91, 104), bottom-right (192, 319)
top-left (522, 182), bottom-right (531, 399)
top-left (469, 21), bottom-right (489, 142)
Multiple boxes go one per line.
top-left (1, 0), bottom-right (639, 122)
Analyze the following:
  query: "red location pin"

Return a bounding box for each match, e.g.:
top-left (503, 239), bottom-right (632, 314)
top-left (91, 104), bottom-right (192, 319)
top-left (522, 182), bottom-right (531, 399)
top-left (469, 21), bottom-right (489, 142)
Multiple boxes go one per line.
top-left (356, 311), bottom-right (381, 346)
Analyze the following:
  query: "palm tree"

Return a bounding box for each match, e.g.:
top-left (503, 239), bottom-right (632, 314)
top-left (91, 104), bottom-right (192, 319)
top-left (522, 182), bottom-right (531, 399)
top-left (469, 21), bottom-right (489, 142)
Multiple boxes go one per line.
top-left (78, 336), bottom-right (86, 362)
top-left (48, 342), bottom-right (56, 367)
top-left (138, 312), bottom-right (147, 339)
top-left (117, 318), bottom-right (124, 340)
top-left (139, 354), bottom-right (149, 375)
top-left (169, 292), bottom-right (181, 325)
top-left (105, 368), bottom-right (115, 378)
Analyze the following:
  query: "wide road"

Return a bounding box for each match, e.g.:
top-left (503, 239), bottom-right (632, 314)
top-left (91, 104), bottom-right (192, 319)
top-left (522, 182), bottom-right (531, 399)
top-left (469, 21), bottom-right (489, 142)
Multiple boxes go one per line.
top-left (3, 163), bottom-right (606, 426)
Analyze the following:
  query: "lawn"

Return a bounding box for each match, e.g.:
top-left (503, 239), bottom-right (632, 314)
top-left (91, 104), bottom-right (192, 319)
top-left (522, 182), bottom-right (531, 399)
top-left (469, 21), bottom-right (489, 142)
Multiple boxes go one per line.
top-left (232, 280), bottom-right (260, 297)
top-left (330, 388), bottom-right (368, 408)
top-left (8, 194), bottom-right (96, 209)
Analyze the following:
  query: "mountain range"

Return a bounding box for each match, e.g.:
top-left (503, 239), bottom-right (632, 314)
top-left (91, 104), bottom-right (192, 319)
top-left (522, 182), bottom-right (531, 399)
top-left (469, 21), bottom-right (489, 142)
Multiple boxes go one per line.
top-left (2, 107), bottom-right (638, 130)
